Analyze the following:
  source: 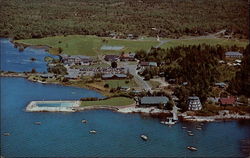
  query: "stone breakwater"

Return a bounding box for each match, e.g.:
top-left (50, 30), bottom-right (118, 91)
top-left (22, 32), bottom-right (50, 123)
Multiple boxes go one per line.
top-left (117, 106), bottom-right (170, 114)
top-left (26, 101), bottom-right (80, 112)
top-left (180, 111), bottom-right (250, 122)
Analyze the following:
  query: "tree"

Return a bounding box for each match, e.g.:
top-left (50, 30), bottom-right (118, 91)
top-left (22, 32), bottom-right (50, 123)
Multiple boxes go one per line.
top-left (111, 61), bottom-right (117, 68)
top-left (58, 47), bottom-right (63, 54)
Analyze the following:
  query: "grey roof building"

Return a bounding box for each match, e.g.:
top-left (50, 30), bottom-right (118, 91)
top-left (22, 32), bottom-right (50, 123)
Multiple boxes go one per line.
top-left (225, 51), bottom-right (243, 58)
top-left (139, 96), bottom-right (169, 106)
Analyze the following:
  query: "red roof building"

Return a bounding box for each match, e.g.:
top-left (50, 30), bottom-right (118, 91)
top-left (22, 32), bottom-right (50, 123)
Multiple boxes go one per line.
top-left (219, 96), bottom-right (237, 106)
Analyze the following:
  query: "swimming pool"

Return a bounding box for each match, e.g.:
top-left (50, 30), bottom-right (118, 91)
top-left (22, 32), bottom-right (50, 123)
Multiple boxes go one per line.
top-left (37, 102), bottom-right (75, 107)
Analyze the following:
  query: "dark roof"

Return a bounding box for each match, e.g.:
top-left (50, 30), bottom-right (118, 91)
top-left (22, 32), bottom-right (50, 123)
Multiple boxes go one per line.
top-left (140, 96), bottom-right (169, 105)
top-left (104, 55), bottom-right (119, 61)
top-left (219, 96), bottom-right (236, 105)
top-left (140, 62), bottom-right (149, 66)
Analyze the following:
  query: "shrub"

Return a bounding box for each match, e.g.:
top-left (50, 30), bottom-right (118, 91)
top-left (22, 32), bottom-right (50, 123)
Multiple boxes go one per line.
top-left (80, 97), bottom-right (99, 101)
top-left (104, 83), bottom-right (109, 88)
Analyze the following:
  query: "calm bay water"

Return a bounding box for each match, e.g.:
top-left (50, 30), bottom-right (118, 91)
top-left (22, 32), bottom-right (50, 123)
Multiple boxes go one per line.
top-left (0, 38), bottom-right (57, 72)
top-left (1, 77), bottom-right (250, 157)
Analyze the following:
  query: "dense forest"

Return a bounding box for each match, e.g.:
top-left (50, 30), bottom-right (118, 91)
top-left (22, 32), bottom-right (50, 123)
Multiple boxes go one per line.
top-left (0, 0), bottom-right (249, 39)
top-left (229, 45), bottom-right (250, 97)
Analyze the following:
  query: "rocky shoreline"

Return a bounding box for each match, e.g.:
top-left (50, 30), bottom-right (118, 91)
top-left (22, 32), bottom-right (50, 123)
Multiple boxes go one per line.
top-left (25, 101), bottom-right (250, 122)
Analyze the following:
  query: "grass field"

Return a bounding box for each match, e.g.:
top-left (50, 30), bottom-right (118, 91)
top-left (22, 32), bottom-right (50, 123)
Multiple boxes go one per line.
top-left (105, 79), bottom-right (137, 89)
top-left (17, 35), bottom-right (159, 56)
top-left (80, 97), bottom-right (134, 107)
top-left (160, 38), bottom-right (249, 49)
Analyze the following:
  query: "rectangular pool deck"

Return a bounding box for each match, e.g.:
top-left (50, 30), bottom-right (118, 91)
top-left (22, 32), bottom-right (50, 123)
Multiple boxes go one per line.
top-left (26, 100), bottom-right (80, 112)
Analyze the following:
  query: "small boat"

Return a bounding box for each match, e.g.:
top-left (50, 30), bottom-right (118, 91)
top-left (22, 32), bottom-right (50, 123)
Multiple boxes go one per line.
top-left (196, 127), bottom-right (202, 130)
top-left (140, 135), bottom-right (148, 141)
top-left (188, 133), bottom-right (194, 136)
top-left (182, 126), bottom-right (187, 129)
top-left (164, 118), bottom-right (176, 125)
top-left (89, 130), bottom-right (97, 134)
top-left (187, 130), bottom-right (192, 133)
top-left (81, 120), bottom-right (88, 123)
top-left (3, 132), bottom-right (10, 136)
top-left (34, 122), bottom-right (41, 125)
top-left (187, 146), bottom-right (197, 151)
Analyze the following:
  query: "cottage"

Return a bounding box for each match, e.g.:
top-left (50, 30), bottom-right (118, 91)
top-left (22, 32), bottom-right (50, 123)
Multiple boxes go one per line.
top-left (39, 73), bottom-right (55, 79)
top-left (139, 62), bottom-right (157, 67)
top-left (219, 96), bottom-right (237, 106)
top-left (225, 51), bottom-right (243, 59)
top-left (60, 54), bottom-right (92, 66)
top-left (139, 96), bottom-right (169, 107)
top-left (119, 86), bottom-right (130, 91)
top-left (214, 82), bottom-right (227, 88)
top-left (104, 55), bottom-right (120, 62)
top-left (119, 53), bottom-right (135, 61)
top-left (187, 96), bottom-right (202, 111)
top-left (207, 97), bottom-right (220, 103)
top-left (101, 73), bottom-right (127, 80)
top-left (127, 34), bottom-right (134, 39)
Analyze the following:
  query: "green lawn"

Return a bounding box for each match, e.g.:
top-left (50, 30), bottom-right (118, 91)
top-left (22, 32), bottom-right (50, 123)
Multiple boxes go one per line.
top-left (105, 79), bottom-right (137, 89)
top-left (17, 35), bottom-right (159, 56)
top-left (80, 97), bottom-right (134, 106)
top-left (160, 38), bottom-right (249, 49)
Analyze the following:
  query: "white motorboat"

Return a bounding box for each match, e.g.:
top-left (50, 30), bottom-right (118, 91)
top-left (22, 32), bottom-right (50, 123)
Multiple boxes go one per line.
top-left (3, 132), bottom-right (10, 136)
top-left (34, 122), bottom-right (41, 125)
top-left (140, 134), bottom-right (148, 141)
top-left (81, 120), bottom-right (87, 123)
top-left (187, 146), bottom-right (197, 151)
top-left (89, 130), bottom-right (97, 134)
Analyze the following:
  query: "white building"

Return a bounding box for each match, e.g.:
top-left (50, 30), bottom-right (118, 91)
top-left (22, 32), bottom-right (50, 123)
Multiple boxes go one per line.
top-left (187, 96), bottom-right (202, 111)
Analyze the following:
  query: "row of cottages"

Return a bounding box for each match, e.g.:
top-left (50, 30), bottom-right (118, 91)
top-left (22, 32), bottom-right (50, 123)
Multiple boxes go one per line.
top-left (137, 96), bottom-right (169, 107)
top-left (207, 96), bottom-right (237, 106)
top-left (101, 73), bottom-right (128, 80)
top-left (60, 54), bottom-right (92, 66)
top-left (225, 51), bottom-right (243, 59)
top-left (104, 53), bottom-right (135, 62)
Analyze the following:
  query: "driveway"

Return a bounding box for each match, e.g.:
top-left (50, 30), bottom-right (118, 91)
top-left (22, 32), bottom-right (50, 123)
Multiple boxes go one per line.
top-left (126, 64), bottom-right (152, 92)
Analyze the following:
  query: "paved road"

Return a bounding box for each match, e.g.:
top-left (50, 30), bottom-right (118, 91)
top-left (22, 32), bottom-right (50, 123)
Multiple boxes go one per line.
top-left (126, 64), bottom-right (152, 92)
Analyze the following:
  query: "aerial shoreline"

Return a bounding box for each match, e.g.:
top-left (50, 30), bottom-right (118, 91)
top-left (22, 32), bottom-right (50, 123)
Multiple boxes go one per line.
top-left (1, 72), bottom-right (250, 122)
